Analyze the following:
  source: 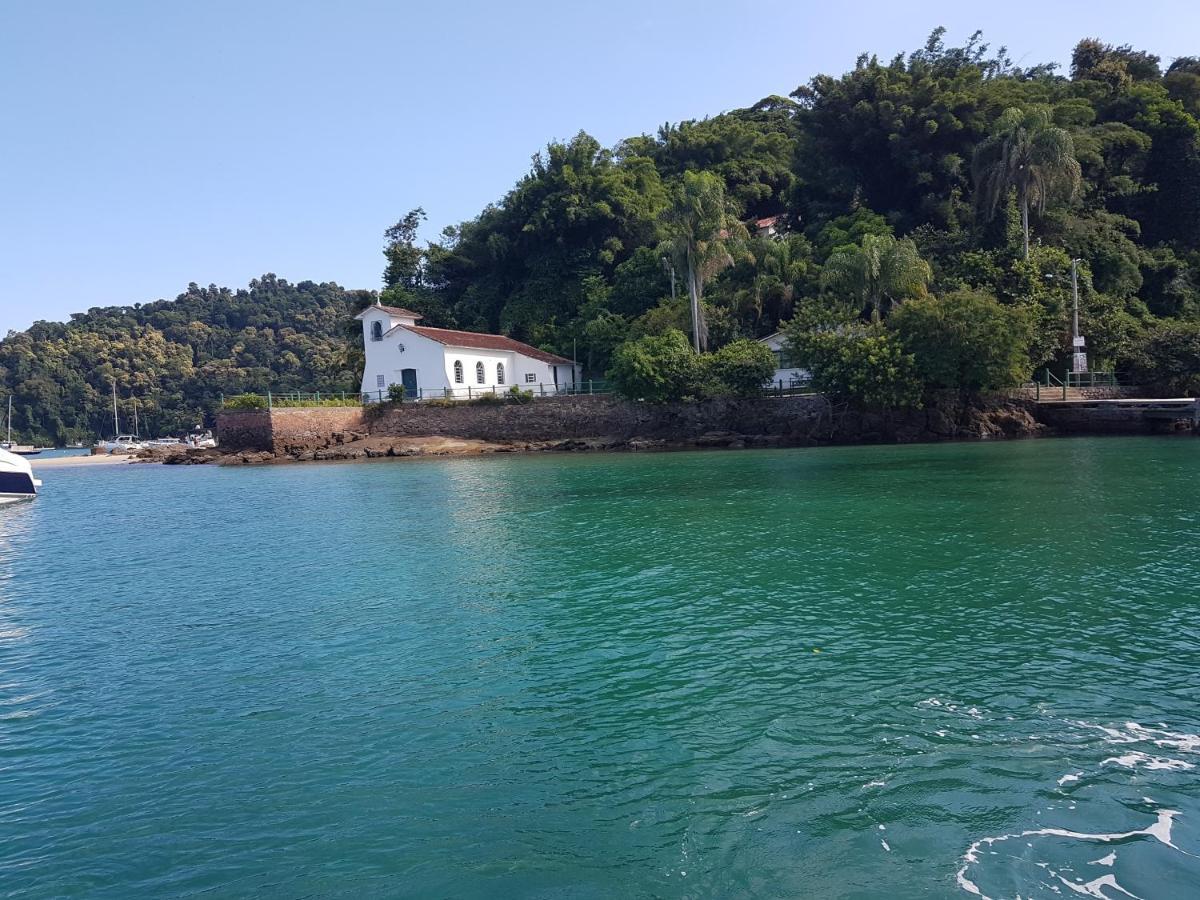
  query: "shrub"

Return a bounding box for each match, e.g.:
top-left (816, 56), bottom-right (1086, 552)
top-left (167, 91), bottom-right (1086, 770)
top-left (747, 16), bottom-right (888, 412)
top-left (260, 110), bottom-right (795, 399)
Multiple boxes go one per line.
top-left (223, 393), bottom-right (268, 410)
top-left (1124, 320), bottom-right (1200, 395)
top-left (506, 386), bottom-right (535, 404)
top-left (889, 289), bottom-right (1034, 393)
top-left (470, 391), bottom-right (506, 406)
top-left (791, 325), bottom-right (923, 409)
top-left (702, 338), bottom-right (777, 397)
top-left (607, 329), bottom-right (701, 403)
top-left (387, 383), bottom-right (407, 402)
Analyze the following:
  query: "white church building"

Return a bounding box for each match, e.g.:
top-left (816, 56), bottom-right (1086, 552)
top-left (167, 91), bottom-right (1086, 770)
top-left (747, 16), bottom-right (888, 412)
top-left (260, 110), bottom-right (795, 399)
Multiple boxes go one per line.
top-left (358, 302), bottom-right (580, 401)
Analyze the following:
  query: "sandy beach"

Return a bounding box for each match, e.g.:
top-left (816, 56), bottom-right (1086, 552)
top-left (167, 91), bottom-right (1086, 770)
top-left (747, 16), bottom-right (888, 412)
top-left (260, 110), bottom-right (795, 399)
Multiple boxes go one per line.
top-left (29, 453), bottom-right (137, 469)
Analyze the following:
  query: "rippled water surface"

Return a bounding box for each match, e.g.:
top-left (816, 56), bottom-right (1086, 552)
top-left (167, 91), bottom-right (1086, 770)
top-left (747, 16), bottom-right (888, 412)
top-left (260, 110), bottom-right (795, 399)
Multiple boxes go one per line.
top-left (2, 438), bottom-right (1199, 898)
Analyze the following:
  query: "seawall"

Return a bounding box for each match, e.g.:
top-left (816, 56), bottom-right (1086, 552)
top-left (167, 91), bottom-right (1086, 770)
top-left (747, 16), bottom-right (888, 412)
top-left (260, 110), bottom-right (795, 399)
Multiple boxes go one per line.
top-left (217, 407), bottom-right (366, 454)
top-left (216, 394), bottom-right (1046, 460)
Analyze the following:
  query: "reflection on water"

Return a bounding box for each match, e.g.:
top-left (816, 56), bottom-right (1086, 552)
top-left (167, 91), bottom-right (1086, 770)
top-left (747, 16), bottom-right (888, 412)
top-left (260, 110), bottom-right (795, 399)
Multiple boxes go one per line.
top-left (0, 437), bottom-right (1198, 898)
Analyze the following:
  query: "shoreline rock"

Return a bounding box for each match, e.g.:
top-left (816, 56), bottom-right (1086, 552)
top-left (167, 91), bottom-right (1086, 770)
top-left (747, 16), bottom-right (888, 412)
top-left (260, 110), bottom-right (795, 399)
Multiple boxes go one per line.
top-left (209, 397), bottom-right (1052, 465)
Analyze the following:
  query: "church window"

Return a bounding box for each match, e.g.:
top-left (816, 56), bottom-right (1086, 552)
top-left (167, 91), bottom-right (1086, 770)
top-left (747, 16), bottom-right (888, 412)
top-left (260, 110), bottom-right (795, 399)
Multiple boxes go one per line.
top-left (371, 321), bottom-right (383, 341)
top-left (496, 363), bottom-right (505, 384)
top-left (475, 361), bottom-right (485, 384)
top-left (453, 360), bottom-right (463, 383)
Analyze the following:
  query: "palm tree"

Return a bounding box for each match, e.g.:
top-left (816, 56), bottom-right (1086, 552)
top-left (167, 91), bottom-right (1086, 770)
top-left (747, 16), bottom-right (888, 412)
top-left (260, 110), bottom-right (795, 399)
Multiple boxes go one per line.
top-left (735, 234), bottom-right (809, 330)
top-left (820, 233), bottom-right (931, 321)
top-left (660, 171), bottom-right (747, 352)
top-left (972, 107), bottom-right (1082, 259)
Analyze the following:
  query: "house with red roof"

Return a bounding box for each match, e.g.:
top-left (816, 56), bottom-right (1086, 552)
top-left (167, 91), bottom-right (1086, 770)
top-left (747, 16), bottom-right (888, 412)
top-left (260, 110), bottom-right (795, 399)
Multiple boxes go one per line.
top-left (356, 301), bottom-right (580, 400)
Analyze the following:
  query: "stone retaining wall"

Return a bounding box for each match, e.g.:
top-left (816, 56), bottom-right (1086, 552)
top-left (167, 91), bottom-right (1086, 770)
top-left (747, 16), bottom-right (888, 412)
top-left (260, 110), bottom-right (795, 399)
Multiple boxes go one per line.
top-left (218, 393), bottom-right (1048, 459)
top-left (366, 394), bottom-right (837, 442)
top-left (217, 407), bottom-right (365, 453)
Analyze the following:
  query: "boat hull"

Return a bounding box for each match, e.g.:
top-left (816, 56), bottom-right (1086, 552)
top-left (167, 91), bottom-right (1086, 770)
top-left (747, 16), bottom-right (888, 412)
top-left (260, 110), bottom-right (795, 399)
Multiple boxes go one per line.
top-left (0, 449), bottom-right (38, 503)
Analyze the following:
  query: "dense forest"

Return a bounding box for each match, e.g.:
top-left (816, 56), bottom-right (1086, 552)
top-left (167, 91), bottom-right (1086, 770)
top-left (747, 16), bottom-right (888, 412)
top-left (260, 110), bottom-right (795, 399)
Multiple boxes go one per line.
top-left (0, 277), bottom-right (369, 443)
top-left (3, 29), bottom-right (1200, 440)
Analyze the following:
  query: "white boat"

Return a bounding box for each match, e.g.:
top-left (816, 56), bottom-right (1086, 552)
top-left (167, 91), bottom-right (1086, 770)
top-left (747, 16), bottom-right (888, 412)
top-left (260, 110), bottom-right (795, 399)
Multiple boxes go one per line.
top-left (0, 446), bottom-right (40, 505)
top-left (97, 435), bottom-right (145, 453)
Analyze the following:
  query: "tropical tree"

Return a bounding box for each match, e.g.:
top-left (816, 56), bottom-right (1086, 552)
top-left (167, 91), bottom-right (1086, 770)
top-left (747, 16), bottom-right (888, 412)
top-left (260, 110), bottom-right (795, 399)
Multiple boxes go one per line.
top-left (972, 107), bottom-right (1082, 259)
top-left (659, 171), bottom-right (748, 352)
top-left (889, 289), bottom-right (1034, 392)
top-left (820, 234), bottom-right (931, 321)
top-left (731, 234), bottom-right (812, 331)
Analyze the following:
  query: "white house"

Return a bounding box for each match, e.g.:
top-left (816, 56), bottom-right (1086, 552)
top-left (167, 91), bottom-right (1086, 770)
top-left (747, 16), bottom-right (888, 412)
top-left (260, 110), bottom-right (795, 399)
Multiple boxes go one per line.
top-left (758, 331), bottom-right (811, 389)
top-left (357, 302), bottom-right (580, 400)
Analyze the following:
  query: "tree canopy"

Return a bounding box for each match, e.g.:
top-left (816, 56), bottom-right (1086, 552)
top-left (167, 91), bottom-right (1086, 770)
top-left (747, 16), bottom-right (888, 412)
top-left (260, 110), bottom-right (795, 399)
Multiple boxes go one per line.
top-left (5, 28), bottom-right (1200, 438)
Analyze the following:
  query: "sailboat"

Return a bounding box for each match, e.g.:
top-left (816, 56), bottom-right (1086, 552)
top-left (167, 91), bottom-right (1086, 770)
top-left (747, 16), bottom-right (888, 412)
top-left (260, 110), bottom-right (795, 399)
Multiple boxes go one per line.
top-left (96, 382), bottom-right (144, 453)
top-left (1, 396), bottom-right (41, 456)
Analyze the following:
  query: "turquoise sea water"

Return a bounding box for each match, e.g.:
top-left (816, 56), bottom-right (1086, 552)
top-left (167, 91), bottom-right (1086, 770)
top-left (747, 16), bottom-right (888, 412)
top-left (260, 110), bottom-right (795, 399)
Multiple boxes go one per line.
top-left (2, 438), bottom-right (1199, 898)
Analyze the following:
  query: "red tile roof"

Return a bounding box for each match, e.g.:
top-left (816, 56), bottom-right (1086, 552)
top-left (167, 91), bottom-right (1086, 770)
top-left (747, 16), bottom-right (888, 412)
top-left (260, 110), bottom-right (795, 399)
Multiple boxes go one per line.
top-left (355, 304), bottom-right (424, 320)
top-left (403, 325), bottom-right (574, 365)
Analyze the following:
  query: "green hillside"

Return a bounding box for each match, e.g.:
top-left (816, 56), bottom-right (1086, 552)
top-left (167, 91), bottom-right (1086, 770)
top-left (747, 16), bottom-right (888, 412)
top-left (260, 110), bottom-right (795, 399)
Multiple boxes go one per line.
top-left (4, 29), bottom-right (1199, 440)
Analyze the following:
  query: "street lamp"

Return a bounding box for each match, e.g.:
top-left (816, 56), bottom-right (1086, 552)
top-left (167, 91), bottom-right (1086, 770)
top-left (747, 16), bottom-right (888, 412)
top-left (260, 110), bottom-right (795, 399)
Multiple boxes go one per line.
top-left (1045, 261), bottom-right (1087, 377)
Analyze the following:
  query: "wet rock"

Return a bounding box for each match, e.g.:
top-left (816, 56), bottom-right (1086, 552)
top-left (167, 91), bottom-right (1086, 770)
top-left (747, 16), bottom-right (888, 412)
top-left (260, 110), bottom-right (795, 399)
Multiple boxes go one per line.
top-left (627, 437), bottom-right (667, 451)
top-left (693, 431), bottom-right (740, 447)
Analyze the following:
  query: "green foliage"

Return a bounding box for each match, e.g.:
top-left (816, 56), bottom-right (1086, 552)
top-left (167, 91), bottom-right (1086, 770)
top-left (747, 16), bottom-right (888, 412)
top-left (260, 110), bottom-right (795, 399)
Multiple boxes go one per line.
top-left (0, 275), bottom-right (363, 443)
top-left (821, 234), bottom-right (932, 321)
top-left (470, 391), bottom-right (506, 406)
top-left (1124, 320), bottom-right (1200, 395)
top-left (7, 28), bottom-right (1200, 431)
top-left (223, 393), bottom-right (267, 410)
top-left (786, 325), bottom-right (923, 409)
top-left (607, 329), bottom-right (701, 403)
top-left (659, 171), bottom-right (747, 351)
top-left (387, 383), bottom-right (408, 402)
top-left (701, 339), bottom-right (777, 397)
top-left (889, 289), bottom-right (1034, 392)
top-left (972, 106), bottom-right (1082, 258)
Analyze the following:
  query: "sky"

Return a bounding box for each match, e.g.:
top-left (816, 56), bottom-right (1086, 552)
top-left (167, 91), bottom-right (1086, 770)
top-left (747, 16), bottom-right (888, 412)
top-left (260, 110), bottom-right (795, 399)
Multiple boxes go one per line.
top-left (2, 0), bottom-right (1197, 334)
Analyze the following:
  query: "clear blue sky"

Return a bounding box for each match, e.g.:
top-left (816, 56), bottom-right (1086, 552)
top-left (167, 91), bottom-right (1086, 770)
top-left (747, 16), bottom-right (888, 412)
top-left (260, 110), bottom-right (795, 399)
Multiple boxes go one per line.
top-left (2, 0), bottom-right (1196, 334)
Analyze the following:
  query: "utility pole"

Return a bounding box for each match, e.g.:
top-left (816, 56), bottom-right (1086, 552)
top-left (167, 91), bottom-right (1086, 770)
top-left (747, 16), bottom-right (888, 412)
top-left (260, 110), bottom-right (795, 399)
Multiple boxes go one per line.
top-left (1071, 258), bottom-right (1087, 375)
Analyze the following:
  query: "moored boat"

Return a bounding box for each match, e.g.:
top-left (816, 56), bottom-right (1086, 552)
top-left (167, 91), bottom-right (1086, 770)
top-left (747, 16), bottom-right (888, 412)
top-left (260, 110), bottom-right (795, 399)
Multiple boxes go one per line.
top-left (97, 435), bottom-right (145, 453)
top-left (0, 446), bottom-right (40, 505)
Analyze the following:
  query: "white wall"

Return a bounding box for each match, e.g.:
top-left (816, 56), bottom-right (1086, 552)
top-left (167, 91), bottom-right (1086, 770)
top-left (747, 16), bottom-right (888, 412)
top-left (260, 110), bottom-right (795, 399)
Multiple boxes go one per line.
top-left (759, 333), bottom-right (811, 388)
top-left (441, 349), bottom-right (515, 394)
top-left (360, 314), bottom-right (450, 399)
top-left (359, 308), bottom-right (584, 399)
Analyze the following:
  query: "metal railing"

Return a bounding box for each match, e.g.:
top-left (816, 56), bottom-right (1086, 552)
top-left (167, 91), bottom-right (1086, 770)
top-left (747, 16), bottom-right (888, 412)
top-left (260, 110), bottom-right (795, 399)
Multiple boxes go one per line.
top-left (362, 381), bottom-right (612, 403)
top-left (764, 377), bottom-right (817, 397)
top-left (1066, 371), bottom-right (1118, 388)
top-left (222, 382), bottom-right (613, 409)
top-left (1024, 371), bottom-right (1122, 401)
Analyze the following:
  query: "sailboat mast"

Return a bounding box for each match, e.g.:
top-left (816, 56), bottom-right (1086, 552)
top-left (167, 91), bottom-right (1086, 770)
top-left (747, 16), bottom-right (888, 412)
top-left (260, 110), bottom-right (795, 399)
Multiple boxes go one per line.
top-left (112, 381), bottom-right (120, 437)
top-left (6, 395), bottom-right (11, 444)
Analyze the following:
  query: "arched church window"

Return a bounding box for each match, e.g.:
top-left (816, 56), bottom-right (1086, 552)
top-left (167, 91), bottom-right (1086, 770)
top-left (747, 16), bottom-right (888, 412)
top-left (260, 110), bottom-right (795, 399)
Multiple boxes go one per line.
top-left (371, 321), bottom-right (383, 341)
top-left (453, 360), bottom-right (463, 383)
top-left (497, 363), bottom-right (505, 384)
top-left (475, 361), bottom-right (485, 384)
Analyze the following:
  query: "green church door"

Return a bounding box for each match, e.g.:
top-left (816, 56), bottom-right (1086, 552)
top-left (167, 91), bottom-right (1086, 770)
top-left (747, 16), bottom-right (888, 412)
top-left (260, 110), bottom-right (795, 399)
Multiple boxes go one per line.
top-left (401, 368), bottom-right (418, 399)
